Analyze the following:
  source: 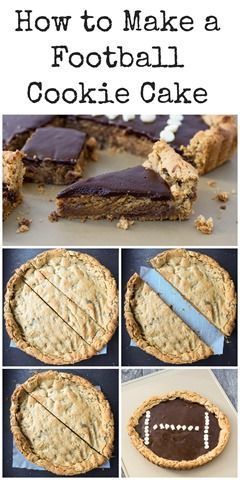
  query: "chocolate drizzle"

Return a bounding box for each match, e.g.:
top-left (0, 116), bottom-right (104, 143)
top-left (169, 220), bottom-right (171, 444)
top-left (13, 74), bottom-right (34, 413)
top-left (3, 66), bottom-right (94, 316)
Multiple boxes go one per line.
top-left (22, 127), bottom-right (86, 165)
top-left (57, 165), bottom-right (173, 200)
top-left (136, 398), bottom-right (220, 461)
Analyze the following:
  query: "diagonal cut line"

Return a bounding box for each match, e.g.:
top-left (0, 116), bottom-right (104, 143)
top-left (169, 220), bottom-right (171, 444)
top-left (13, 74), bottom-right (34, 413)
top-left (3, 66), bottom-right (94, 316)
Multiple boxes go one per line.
top-left (23, 387), bottom-right (108, 459)
top-left (140, 266), bottom-right (224, 355)
top-left (15, 271), bottom-right (97, 353)
top-left (29, 261), bottom-right (108, 334)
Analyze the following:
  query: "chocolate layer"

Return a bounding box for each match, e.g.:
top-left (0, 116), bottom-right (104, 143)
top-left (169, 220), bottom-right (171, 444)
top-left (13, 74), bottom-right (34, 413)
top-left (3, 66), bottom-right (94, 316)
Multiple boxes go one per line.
top-left (3, 115), bottom-right (56, 146)
top-left (136, 398), bottom-right (220, 462)
top-left (77, 115), bottom-right (209, 147)
top-left (22, 127), bottom-right (86, 165)
top-left (57, 166), bottom-right (172, 200)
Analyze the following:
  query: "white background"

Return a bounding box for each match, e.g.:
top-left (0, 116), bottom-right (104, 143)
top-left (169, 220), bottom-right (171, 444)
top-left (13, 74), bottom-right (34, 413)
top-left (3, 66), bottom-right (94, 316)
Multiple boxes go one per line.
top-left (1, 0), bottom-right (240, 114)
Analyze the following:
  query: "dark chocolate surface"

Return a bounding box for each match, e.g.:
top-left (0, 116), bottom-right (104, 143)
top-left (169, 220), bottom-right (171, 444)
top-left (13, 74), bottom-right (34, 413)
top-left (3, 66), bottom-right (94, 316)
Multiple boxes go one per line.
top-left (136, 398), bottom-right (220, 461)
top-left (22, 127), bottom-right (86, 165)
top-left (3, 115), bottom-right (55, 145)
top-left (57, 166), bottom-right (172, 200)
top-left (78, 115), bottom-right (209, 147)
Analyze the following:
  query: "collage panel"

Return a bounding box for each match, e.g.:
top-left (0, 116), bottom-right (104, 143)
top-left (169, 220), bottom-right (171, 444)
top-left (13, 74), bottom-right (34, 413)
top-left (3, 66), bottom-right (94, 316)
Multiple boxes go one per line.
top-left (3, 368), bottom-right (119, 478)
top-left (3, 248), bottom-right (119, 367)
top-left (122, 248), bottom-right (237, 367)
top-left (2, 114), bottom-right (237, 247)
top-left (121, 368), bottom-right (237, 477)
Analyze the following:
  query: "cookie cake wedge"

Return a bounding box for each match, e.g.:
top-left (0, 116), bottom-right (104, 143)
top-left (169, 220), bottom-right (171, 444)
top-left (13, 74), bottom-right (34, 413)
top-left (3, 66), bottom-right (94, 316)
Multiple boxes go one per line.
top-left (56, 140), bottom-right (198, 221)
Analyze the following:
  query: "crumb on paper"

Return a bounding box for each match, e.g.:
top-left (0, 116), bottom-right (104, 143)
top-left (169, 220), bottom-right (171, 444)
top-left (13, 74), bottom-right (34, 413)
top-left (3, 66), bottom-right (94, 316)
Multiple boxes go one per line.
top-left (214, 191), bottom-right (229, 203)
top-left (207, 180), bottom-right (217, 187)
top-left (48, 211), bottom-right (59, 223)
top-left (49, 199), bottom-right (54, 203)
top-left (194, 215), bottom-right (213, 235)
top-left (37, 183), bottom-right (45, 193)
top-left (117, 216), bottom-right (134, 230)
top-left (220, 205), bottom-right (226, 210)
top-left (79, 217), bottom-right (87, 223)
top-left (16, 217), bottom-right (32, 234)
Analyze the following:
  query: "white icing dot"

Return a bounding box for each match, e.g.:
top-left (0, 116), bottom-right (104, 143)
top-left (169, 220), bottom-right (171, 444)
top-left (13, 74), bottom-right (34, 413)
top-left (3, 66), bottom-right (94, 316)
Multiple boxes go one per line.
top-left (122, 114), bottom-right (135, 121)
top-left (204, 434), bottom-right (208, 440)
top-left (171, 424), bottom-right (175, 430)
top-left (140, 115), bottom-right (156, 123)
top-left (146, 411), bottom-right (151, 417)
top-left (160, 129), bottom-right (175, 143)
top-left (145, 440), bottom-right (150, 445)
top-left (153, 424), bottom-right (158, 430)
top-left (159, 423), bottom-right (164, 429)
top-left (188, 425), bottom-right (193, 431)
top-left (165, 123), bottom-right (181, 133)
top-left (204, 445), bottom-right (209, 450)
top-left (195, 426), bottom-right (200, 431)
top-left (169, 114), bottom-right (184, 121)
top-left (176, 425), bottom-right (181, 431)
top-left (165, 424), bottom-right (169, 430)
top-left (182, 425), bottom-right (186, 431)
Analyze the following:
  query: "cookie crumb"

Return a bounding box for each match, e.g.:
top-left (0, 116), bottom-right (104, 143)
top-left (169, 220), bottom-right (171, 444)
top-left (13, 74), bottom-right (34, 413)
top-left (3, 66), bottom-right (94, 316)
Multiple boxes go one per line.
top-left (37, 183), bottom-right (45, 193)
top-left (48, 211), bottom-right (59, 223)
top-left (117, 216), bottom-right (134, 230)
top-left (16, 217), bottom-right (32, 234)
top-left (194, 215), bottom-right (213, 234)
top-left (220, 205), bottom-right (226, 210)
top-left (214, 191), bottom-right (229, 203)
top-left (207, 180), bottom-right (217, 187)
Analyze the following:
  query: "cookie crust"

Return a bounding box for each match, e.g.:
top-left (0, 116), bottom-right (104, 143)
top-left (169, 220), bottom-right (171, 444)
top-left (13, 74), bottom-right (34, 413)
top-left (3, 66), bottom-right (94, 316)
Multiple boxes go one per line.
top-left (150, 249), bottom-right (236, 336)
top-left (128, 390), bottom-right (230, 470)
top-left (67, 115), bottom-right (236, 175)
top-left (4, 249), bottom-right (118, 364)
top-left (11, 371), bottom-right (114, 475)
top-left (125, 273), bottom-right (212, 364)
top-left (3, 150), bottom-right (25, 220)
top-left (180, 115), bottom-right (237, 175)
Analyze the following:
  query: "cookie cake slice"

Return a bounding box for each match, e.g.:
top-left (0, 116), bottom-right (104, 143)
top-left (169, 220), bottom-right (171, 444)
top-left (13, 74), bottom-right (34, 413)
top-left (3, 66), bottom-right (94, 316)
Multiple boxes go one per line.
top-left (56, 140), bottom-right (198, 221)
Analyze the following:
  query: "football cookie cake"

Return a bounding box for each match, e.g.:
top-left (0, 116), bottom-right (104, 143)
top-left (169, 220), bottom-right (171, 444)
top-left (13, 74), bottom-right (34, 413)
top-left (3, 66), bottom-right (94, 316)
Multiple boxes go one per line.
top-left (128, 390), bottom-right (230, 470)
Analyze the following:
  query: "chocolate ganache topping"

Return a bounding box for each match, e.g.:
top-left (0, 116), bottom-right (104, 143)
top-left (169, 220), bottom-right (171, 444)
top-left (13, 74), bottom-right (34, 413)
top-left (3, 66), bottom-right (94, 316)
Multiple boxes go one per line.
top-left (57, 165), bottom-right (173, 200)
top-left (3, 115), bottom-right (56, 145)
top-left (136, 398), bottom-right (220, 461)
top-left (22, 127), bottom-right (86, 165)
top-left (78, 115), bottom-right (208, 148)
